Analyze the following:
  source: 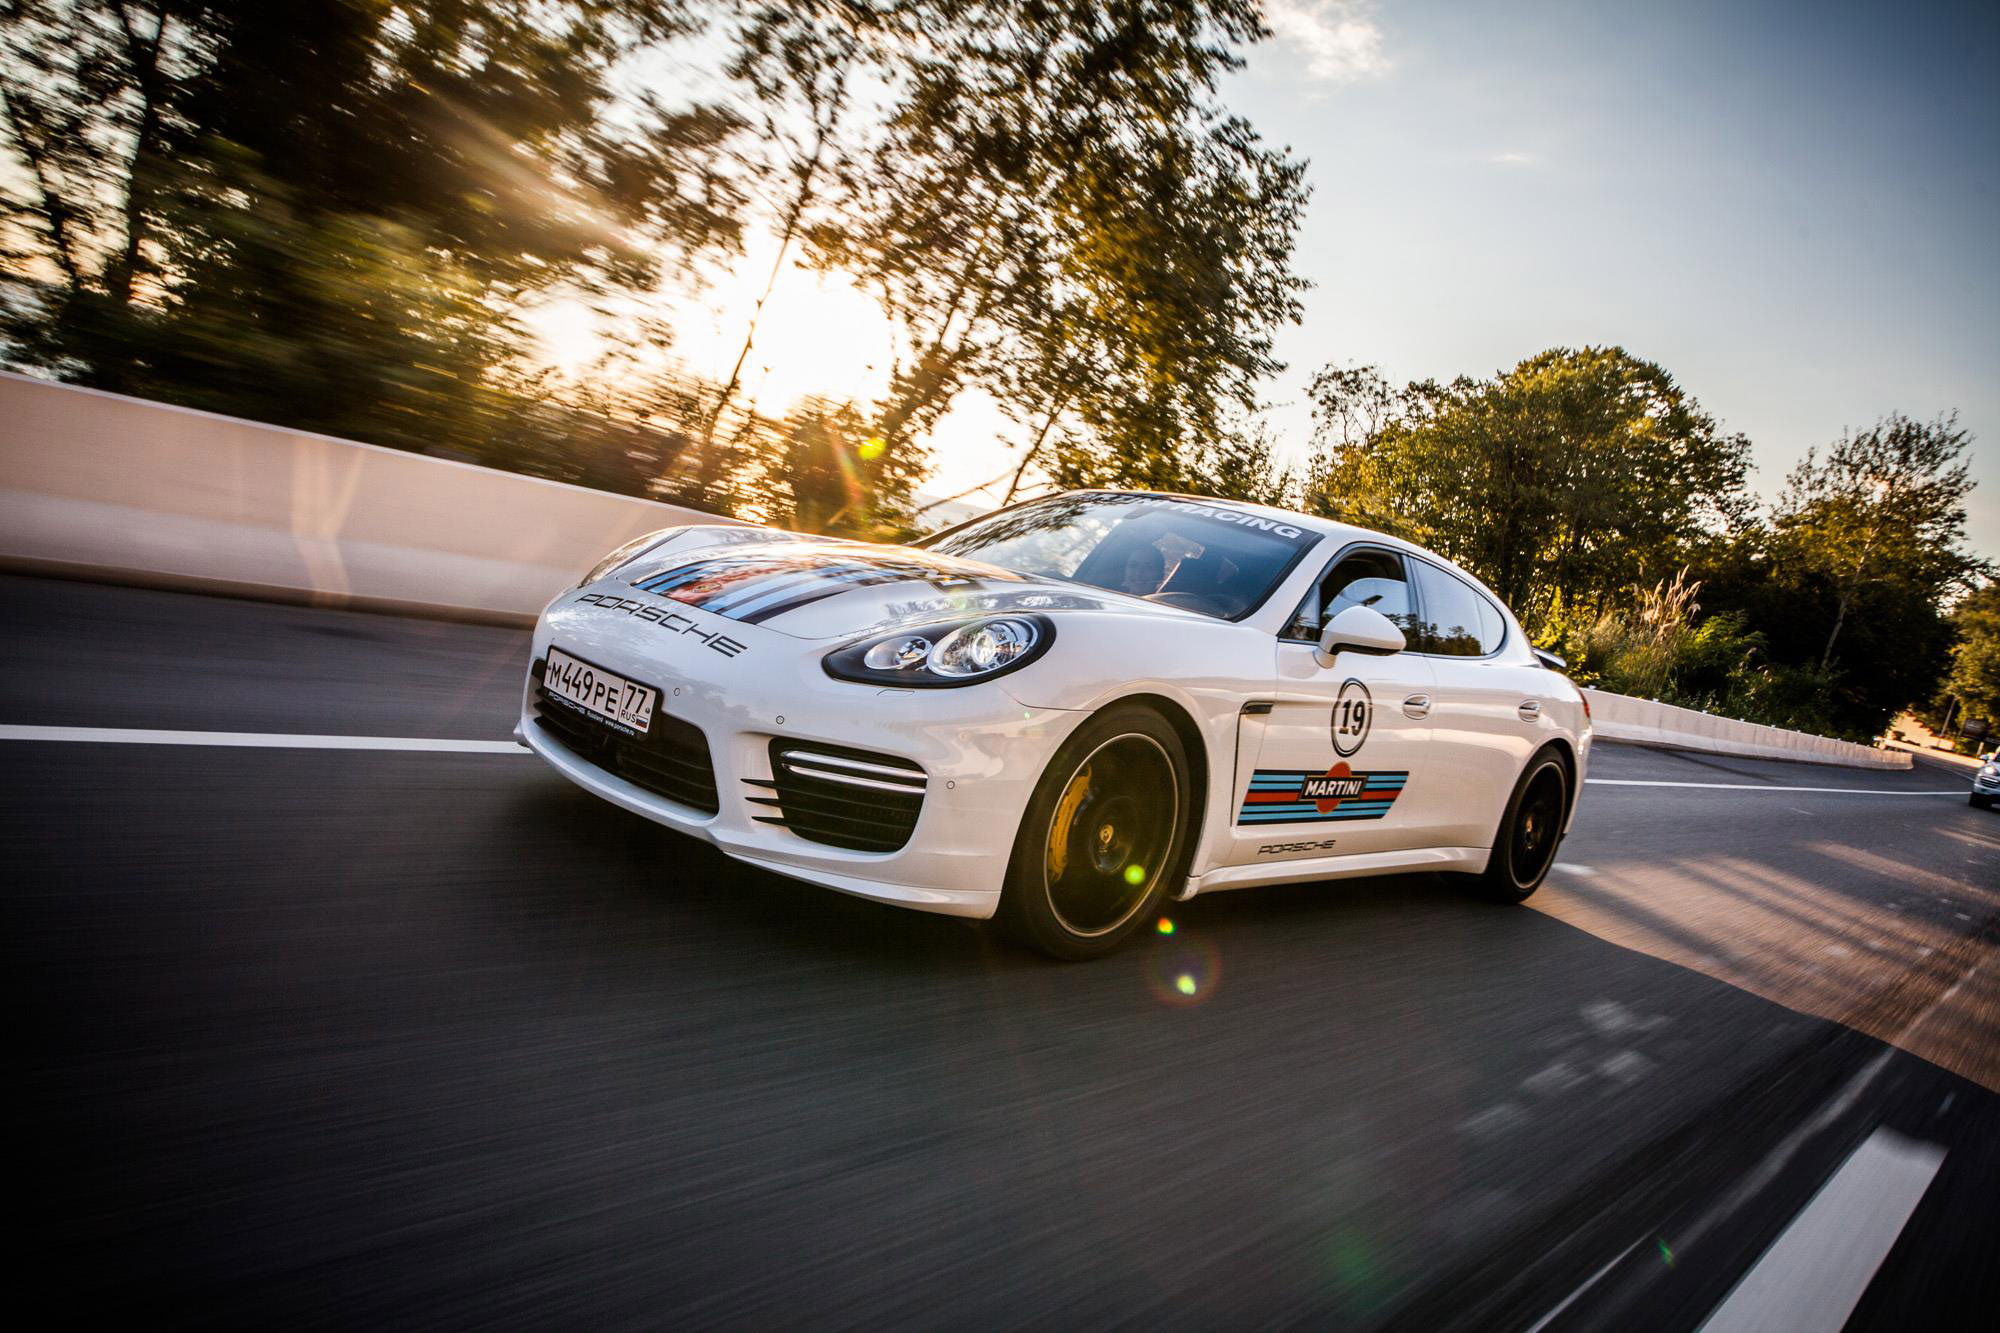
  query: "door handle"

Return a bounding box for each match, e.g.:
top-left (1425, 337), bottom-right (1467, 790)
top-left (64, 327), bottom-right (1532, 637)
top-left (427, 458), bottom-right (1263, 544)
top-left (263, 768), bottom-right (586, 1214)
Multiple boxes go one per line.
top-left (1518, 699), bottom-right (1543, 722)
top-left (1403, 693), bottom-right (1432, 719)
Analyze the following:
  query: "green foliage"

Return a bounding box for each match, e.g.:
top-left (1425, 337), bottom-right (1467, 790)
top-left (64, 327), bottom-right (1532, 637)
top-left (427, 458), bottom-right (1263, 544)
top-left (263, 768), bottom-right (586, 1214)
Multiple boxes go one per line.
top-left (3, 0), bottom-right (1307, 528)
top-left (1769, 412), bottom-right (1985, 670)
top-left (748, 400), bottom-right (928, 542)
top-left (1302, 347), bottom-right (1753, 630)
top-left (770, 0), bottom-right (1308, 489)
top-left (1943, 581), bottom-right (2000, 727)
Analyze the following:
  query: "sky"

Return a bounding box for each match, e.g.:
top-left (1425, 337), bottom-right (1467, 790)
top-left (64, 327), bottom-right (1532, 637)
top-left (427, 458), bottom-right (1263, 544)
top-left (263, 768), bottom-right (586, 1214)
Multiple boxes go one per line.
top-left (536, 0), bottom-right (2000, 554)
top-left (1214, 0), bottom-right (2000, 556)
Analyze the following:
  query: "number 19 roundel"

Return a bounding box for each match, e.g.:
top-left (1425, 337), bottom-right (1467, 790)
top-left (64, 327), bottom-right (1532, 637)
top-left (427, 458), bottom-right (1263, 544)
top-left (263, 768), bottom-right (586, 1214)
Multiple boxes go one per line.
top-left (1331, 678), bottom-right (1371, 757)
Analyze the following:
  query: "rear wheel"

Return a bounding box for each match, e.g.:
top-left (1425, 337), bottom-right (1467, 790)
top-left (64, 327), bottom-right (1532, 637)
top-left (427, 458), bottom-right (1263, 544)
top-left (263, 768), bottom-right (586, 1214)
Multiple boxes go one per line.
top-left (997, 705), bottom-right (1196, 960)
top-left (1472, 749), bottom-right (1570, 903)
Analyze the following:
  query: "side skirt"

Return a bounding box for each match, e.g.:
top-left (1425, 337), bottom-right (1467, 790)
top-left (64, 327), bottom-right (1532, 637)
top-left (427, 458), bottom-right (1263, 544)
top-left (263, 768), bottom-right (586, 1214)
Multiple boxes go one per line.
top-left (1178, 845), bottom-right (1490, 900)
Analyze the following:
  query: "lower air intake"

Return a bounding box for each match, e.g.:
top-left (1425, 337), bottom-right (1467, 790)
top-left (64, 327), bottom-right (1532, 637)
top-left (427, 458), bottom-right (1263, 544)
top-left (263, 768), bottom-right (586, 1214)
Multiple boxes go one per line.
top-left (745, 742), bottom-right (927, 853)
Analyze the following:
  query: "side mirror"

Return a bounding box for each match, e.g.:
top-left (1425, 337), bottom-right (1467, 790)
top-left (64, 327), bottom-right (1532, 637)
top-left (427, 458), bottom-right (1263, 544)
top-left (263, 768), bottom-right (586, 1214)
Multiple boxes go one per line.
top-left (1319, 604), bottom-right (1406, 658)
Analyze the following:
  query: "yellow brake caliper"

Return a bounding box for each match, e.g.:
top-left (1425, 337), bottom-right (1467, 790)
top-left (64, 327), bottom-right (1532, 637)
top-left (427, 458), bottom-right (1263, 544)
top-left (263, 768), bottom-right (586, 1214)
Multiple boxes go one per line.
top-left (1047, 763), bottom-right (1092, 880)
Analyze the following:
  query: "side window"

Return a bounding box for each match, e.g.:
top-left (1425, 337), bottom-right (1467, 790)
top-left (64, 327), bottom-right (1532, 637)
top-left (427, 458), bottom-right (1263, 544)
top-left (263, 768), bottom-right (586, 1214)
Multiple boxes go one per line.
top-left (1281, 549), bottom-right (1417, 643)
top-left (1410, 561), bottom-right (1505, 656)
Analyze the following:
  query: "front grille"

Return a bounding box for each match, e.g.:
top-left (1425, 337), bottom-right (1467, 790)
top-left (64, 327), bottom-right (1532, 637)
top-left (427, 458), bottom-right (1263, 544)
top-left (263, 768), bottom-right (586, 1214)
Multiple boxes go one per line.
top-left (530, 660), bottom-right (719, 815)
top-left (744, 741), bottom-right (927, 853)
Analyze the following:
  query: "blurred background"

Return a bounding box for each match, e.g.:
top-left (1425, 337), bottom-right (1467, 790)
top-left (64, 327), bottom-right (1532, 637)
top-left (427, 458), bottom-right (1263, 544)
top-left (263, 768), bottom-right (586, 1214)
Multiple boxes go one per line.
top-left (5, 1), bottom-right (1996, 747)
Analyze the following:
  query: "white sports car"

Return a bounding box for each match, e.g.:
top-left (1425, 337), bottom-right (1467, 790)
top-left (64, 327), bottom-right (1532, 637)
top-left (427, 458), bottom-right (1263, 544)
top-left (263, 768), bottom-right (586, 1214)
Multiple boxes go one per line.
top-left (521, 490), bottom-right (1591, 958)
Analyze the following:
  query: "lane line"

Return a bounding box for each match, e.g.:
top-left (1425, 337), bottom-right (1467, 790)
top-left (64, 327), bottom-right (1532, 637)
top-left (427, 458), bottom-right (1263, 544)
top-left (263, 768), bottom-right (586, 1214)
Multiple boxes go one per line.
top-left (1697, 1128), bottom-right (1945, 1332)
top-left (1587, 778), bottom-right (1963, 796)
top-left (0, 725), bottom-right (1972, 794)
top-left (0, 724), bottom-right (525, 754)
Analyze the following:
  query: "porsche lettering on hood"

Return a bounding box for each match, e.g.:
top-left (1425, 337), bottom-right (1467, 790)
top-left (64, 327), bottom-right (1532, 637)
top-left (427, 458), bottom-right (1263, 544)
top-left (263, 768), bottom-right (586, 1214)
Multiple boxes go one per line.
top-left (626, 544), bottom-right (1058, 637)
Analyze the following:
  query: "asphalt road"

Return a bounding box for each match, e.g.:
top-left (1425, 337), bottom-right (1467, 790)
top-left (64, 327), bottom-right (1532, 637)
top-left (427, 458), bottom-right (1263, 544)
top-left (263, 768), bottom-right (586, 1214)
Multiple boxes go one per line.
top-left (7, 574), bottom-right (1999, 1329)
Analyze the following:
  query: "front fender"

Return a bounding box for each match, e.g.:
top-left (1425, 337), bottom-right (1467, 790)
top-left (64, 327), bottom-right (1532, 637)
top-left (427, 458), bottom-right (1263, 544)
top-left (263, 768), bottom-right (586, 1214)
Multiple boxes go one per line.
top-left (998, 612), bottom-right (1274, 881)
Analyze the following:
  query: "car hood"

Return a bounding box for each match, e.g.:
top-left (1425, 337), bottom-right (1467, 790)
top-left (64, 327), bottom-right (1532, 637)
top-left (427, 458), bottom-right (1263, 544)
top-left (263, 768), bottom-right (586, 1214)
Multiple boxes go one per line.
top-left (617, 538), bottom-right (1189, 640)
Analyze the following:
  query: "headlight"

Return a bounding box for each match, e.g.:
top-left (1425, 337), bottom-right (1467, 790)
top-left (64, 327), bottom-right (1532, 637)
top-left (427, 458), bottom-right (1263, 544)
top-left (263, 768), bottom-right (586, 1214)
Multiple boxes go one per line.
top-left (825, 615), bottom-right (1053, 688)
top-left (577, 528), bottom-right (681, 588)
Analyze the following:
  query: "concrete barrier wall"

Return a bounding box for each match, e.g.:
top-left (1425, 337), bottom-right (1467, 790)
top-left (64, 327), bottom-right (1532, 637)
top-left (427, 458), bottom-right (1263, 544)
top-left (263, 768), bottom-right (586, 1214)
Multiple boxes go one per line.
top-left (1581, 687), bottom-right (1910, 770)
top-left (1, 373), bottom-right (1911, 768)
top-left (0, 371), bottom-right (741, 622)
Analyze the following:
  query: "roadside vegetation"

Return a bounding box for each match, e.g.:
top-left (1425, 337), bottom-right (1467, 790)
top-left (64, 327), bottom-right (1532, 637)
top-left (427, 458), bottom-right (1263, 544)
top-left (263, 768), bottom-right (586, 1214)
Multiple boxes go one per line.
top-left (2, 1), bottom-right (1991, 741)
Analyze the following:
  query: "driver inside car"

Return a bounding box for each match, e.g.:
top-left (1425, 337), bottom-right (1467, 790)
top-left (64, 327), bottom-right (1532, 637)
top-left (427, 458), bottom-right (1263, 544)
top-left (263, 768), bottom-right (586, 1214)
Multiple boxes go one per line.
top-left (1118, 545), bottom-right (1167, 596)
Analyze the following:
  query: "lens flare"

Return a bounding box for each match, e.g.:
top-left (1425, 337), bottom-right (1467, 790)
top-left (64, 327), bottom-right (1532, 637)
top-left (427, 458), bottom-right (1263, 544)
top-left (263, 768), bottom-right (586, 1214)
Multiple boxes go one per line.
top-left (1123, 864), bottom-right (1146, 885)
top-left (858, 435), bottom-right (887, 460)
top-left (1146, 936), bottom-right (1221, 1006)
top-left (1156, 917), bottom-right (1175, 935)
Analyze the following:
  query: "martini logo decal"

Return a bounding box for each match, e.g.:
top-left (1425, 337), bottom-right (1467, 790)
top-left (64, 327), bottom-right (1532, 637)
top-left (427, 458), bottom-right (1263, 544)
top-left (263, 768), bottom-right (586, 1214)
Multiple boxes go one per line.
top-left (1237, 762), bottom-right (1408, 824)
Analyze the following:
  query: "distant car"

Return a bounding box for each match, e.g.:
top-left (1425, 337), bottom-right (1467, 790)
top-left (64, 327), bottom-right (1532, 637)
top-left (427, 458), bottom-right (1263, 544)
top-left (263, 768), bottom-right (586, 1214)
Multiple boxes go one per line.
top-left (520, 490), bottom-right (1592, 958)
top-left (1973, 757), bottom-right (2000, 810)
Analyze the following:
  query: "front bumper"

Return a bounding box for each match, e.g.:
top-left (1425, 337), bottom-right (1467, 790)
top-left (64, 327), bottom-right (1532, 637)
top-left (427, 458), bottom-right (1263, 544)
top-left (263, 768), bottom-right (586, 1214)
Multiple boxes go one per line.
top-left (519, 589), bottom-right (1086, 918)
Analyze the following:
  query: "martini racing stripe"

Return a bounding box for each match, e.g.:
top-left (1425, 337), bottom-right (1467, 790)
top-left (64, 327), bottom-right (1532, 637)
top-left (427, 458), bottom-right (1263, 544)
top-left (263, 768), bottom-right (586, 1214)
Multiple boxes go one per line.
top-left (1237, 767), bottom-right (1409, 824)
top-left (630, 551), bottom-right (1011, 626)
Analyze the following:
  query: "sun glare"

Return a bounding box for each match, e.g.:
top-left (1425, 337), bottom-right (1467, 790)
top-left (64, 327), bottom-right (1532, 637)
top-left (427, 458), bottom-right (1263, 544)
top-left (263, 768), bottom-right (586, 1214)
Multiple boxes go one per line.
top-left (522, 232), bottom-right (1034, 511)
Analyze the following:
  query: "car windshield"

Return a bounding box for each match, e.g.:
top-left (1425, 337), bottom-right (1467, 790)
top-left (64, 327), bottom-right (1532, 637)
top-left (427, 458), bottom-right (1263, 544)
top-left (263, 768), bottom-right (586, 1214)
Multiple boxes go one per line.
top-left (922, 492), bottom-right (1320, 620)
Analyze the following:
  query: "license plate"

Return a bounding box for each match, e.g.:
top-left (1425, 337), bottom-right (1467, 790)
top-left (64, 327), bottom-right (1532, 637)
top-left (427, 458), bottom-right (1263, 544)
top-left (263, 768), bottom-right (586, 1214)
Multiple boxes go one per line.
top-left (543, 646), bottom-right (657, 734)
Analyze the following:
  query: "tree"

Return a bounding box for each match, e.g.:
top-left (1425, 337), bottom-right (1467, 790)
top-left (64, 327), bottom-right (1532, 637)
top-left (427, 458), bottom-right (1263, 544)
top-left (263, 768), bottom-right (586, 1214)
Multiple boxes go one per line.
top-left (750, 398), bottom-right (928, 541)
top-left (758, 0), bottom-right (1308, 491)
top-left (1770, 412), bottom-right (1983, 671)
top-left (3, 1), bottom-right (743, 454)
top-left (1690, 522), bottom-right (1960, 741)
top-left (1942, 581), bottom-right (2000, 728)
top-left (1302, 347), bottom-right (1753, 629)
top-left (0, 0), bottom-right (220, 383)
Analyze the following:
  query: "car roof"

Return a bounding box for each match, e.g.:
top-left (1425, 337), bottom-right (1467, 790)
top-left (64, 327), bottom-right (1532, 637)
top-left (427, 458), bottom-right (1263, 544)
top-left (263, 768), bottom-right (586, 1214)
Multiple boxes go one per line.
top-left (932, 487), bottom-right (1490, 590)
top-left (1060, 488), bottom-right (1352, 539)
top-left (1059, 490), bottom-right (1508, 608)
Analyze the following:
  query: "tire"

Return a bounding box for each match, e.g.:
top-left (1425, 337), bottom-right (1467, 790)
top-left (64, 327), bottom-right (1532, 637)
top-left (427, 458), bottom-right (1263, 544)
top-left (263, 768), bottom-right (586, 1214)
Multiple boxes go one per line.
top-left (996, 704), bottom-right (1197, 960)
top-left (1973, 794), bottom-right (1992, 810)
top-left (1472, 748), bottom-right (1571, 903)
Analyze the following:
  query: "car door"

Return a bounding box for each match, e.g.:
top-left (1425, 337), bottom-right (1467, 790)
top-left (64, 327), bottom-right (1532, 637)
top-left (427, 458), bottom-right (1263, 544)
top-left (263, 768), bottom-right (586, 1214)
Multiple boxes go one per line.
top-left (1227, 546), bottom-right (1439, 862)
top-left (1404, 558), bottom-right (1543, 848)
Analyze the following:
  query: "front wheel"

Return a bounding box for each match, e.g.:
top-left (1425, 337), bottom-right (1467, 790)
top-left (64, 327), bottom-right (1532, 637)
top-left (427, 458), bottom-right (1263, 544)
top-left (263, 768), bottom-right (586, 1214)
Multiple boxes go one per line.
top-left (1472, 749), bottom-right (1571, 903)
top-left (996, 705), bottom-right (1196, 960)
top-left (1974, 793), bottom-right (1993, 810)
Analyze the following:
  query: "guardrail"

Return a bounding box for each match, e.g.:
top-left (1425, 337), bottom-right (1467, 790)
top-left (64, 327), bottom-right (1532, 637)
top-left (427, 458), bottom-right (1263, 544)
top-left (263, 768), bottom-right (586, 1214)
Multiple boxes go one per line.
top-left (1, 373), bottom-right (1912, 769)
top-left (0, 370), bottom-right (740, 622)
top-left (1581, 688), bottom-right (1909, 770)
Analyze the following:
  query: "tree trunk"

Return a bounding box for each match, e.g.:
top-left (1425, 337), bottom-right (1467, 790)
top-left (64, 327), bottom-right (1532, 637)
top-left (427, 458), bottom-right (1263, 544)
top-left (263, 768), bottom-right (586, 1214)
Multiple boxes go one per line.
top-left (103, 5), bottom-right (169, 307)
top-left (1002, 395), bottom-right (1067, 503)
top-left (1819, 588), bottom-right (1851, 673)
top-left (701, 128), bottom-right (831, 453)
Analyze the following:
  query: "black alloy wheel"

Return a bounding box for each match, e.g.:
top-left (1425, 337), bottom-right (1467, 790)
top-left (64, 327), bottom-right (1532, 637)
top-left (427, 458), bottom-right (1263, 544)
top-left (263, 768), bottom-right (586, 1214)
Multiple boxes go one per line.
top-left (1473, 749), bottom-right (1571, 903)
top-left (998, 705), bottom-right (1195, 959)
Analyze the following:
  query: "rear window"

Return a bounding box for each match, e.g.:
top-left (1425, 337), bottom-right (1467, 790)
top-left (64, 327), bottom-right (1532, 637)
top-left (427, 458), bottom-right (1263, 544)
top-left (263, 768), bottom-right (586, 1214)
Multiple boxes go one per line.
top-left (1409, 560), bottom-right (1506, 656)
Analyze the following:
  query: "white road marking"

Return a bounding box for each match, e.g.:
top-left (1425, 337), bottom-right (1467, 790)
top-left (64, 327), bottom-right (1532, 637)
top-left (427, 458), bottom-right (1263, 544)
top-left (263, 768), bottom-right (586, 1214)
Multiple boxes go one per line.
top-left (0, 724), bottom-right (526, 754)
top-left (1587, 778), bottom-right (1963, 796)
top-left (1522, 1235), bottom-right (1648, 1333)
top-left (1698, 1128), bottom-right (1945, 1332)
top-left (0, 725), bottom-right (1971, 797)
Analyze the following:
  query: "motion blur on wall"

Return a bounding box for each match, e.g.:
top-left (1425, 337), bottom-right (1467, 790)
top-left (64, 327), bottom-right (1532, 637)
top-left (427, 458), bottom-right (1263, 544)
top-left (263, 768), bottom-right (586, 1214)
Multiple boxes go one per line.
top-left (1, 1), bottom-right (1992, 744)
